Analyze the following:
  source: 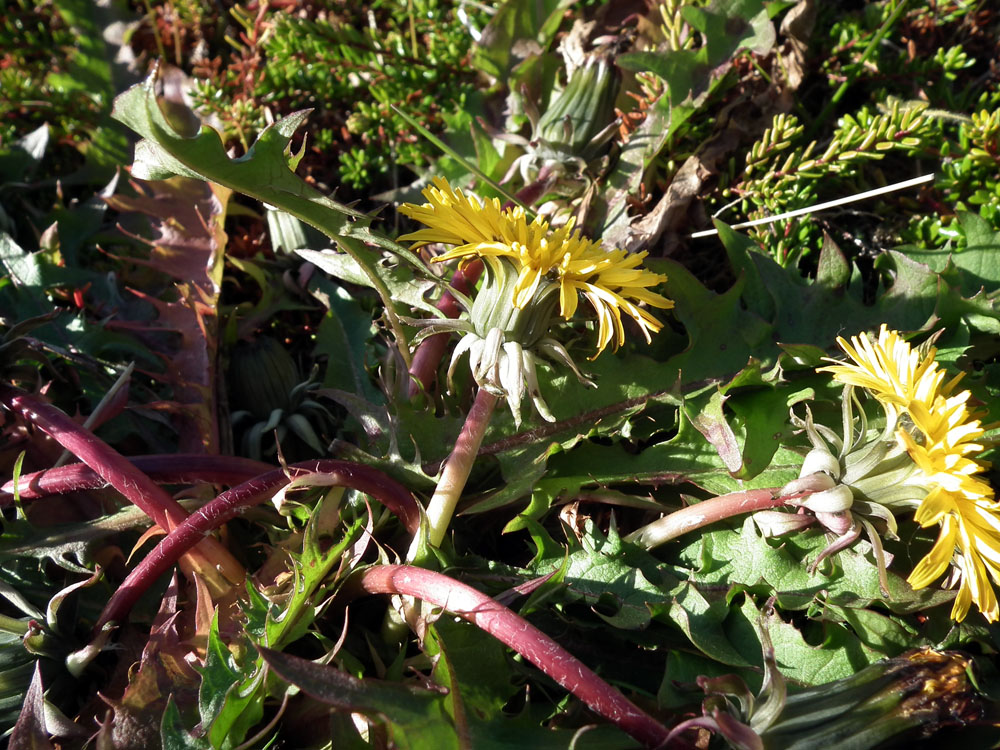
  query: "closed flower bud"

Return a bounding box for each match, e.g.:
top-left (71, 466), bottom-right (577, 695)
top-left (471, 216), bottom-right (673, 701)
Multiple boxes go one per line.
top-left (800, 484), bottom-right (855, 513)
top-left (753, 511), bottom-right (815, 537)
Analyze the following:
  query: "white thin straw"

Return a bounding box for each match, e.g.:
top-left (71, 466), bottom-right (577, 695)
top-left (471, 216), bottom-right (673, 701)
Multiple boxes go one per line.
top-left (689, 173), bottom-right (935, 239)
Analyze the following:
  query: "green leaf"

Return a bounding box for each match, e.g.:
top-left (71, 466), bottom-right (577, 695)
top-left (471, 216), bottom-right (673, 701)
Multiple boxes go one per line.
top-left (312, 285), bottom-right (381, 402)
top-left (161, 697), bottom-right (211, 750)
top-left (471, 0), bottom-right (572, 81)
top-left (660, 582), bottom-right (756, 667)
top-left (654, 257), bottom-right (774, 383)
top-left (528, 405), bottom-right (802, 516)
top-left (901, 212), bottom-right (1000, 292)
top-left (113, 78), bottom-right (360, 229)
top-left (427, 617), bottom-right (519, 723)
top-left (260, 646), bottom-right (460, 750)
top-left (740, 596), bottom-right (881, 686)
top-left (725, 382), bottom-right (816, 480)
top-left (717, 224), bottom-right (941, 345)
top-left (617, 49), bottom-right (701, 106)
top-left (824, 605), bottom-right (917, 655)
top-left (529, 519), bottom-right (679, 630)
top-left (298, 247), bottom-right (439, 315)
top-left (199, 613), bottom-right (264, 750)
top-left (816, 233), bottom-right (852, 291)
top-left (683, 388), bottom-right (743, 474)
top-left (716, 221), bottom-right (775, 321)
top-left (679, 518), bottom-right (954, 615)
top-left (682, 0), bottom-right (775, 59)
top-left (461, 351), bottom-right (680, 522)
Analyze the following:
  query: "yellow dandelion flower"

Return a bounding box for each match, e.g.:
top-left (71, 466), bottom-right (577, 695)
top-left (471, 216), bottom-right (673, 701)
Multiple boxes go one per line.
top-left (399, 177), bottom-right (673, 356)
top-left (818, 324), bottom-right (944, 413)
top-left (900, 437), bottom-right (994, 515)
top-left (902, 405), bottom-right (1000, 622)
top-left (906, 388), bottom-right (987, 459)
top-left (821, 325), bottom-right (1000, 621)
top-left (901, 427), bottom-right (999, 624)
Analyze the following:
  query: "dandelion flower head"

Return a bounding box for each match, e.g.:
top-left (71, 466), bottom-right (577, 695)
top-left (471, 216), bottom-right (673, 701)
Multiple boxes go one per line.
top-left (820, 325), bottom-right (1000, 621)
top-left (399, 177), bottom-right (673, 356)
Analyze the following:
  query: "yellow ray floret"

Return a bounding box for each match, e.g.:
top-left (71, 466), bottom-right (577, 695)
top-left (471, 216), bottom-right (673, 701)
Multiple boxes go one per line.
top-left (399, 177), bottom-right (673, 355)
top-left (818, 324), bottom-right (944, 414)
top-left (907, 503), bottom-right (1000, 622)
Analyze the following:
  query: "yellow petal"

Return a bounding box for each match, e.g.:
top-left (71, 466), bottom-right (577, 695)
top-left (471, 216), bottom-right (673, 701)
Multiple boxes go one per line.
top-left (908, 515), bottom-right (957, 588)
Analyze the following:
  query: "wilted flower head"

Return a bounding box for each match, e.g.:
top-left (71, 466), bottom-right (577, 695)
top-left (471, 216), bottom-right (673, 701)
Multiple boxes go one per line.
top-left (398, 177), bottom-right (672, 424)
top-left (812, 325), bottom-right (1000, 622)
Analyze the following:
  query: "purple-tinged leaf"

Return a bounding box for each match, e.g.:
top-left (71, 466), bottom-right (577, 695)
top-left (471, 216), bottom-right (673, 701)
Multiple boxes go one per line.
top-left (9, 664), bottom-right (55, 750)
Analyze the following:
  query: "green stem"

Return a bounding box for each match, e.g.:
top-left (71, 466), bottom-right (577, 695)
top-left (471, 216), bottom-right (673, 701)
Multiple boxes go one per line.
top-left (408, 388), bottom-right (499, 558)
top-left (625, 488), bottom-right (812, 549)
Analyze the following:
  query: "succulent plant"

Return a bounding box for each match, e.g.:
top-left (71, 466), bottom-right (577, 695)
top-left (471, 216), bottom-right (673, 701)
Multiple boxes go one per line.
top-left (228, 336), bottom-right (335, 461)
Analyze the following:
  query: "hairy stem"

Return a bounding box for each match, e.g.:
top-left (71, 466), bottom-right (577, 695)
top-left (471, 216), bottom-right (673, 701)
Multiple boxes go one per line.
top-left (360, 565), bottom-right (677, 749)
top-left (0, 386), bottom-right (245, 593)
top-left (95, 459), bottom-right (419, 629)
top-left (1, 454), bottom-right (274, 502)
top-left (409, 387), bottom-right (498, 557)
top-left (626, 488), bottom-right (812, 549)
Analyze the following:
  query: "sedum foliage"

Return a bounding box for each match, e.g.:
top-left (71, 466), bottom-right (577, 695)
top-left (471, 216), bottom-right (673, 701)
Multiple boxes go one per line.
top-left (187, 0), bottom-right (487, 191)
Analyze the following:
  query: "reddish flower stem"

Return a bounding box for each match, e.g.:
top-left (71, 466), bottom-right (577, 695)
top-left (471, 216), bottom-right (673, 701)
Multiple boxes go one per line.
top-left (95, 460), bottom-right (420, 630)
top-left (407, 260), bottom-right (482, 398)
top-left (0, 386), bottom-right (246, 590)
top-left (625, 488), bottom-right (812, 549)
top-left (1, 454), bottom-right (273, 502)
top-left (410, 387), bottom-right (498, 557)
top-left (360, 564), bottom-right (678, 749)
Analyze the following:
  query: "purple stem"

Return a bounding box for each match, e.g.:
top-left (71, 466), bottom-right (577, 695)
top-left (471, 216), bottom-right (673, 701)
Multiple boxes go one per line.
top-left (0, 386), bottom-right (245, 586)
top-left (2, 388), bottom-right (199, 530)
top-left (360, 565), bottom-right (681, 749)
top-left (625, 488), bottom-right (812, 549)
top-left (95, 460), bottom-right (420, 630)
top-left (1, 454), bottom-right (274, 502)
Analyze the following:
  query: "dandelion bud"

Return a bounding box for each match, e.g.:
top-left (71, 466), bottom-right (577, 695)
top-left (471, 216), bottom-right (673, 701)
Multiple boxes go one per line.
top-left (761, 649), bottom-right (983, 748)
top-left (753, 511), bottom-right (815, 537)
top-left (535, 53), bottom-right (620, 162)
top-left (801, 484), bottom-right (855, 513)
top-left (779, 470), bottom-right (836, 497)
top-left (799, 447), bottom-right (842, 479)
